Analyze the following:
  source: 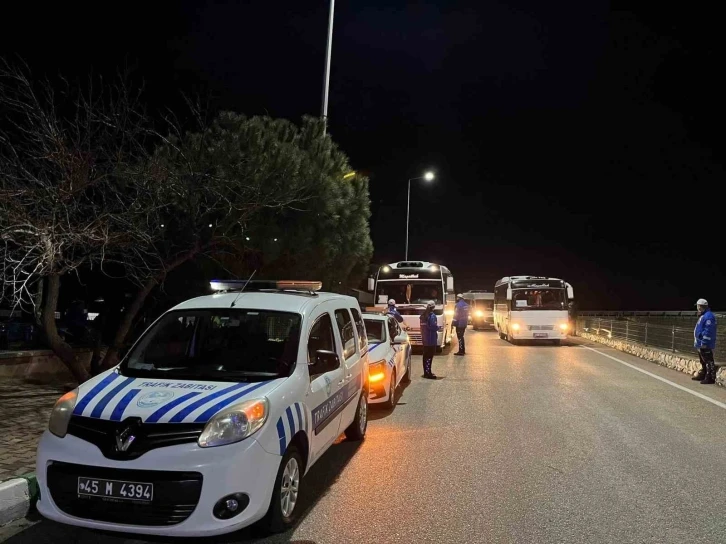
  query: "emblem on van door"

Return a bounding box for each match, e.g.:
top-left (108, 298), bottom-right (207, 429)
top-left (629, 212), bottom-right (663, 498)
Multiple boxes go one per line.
top-left (324, 375), bottom-right (332, 397)
top-left (137, 390), bottom-right (174, 408)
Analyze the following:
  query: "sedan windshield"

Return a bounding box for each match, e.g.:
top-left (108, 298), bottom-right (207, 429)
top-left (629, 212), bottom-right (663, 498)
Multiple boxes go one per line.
top-left (121, 309), bottom-right (301, 382)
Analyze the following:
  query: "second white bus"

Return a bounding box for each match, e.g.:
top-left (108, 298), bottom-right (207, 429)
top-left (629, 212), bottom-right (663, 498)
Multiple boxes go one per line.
top-left (494, 276), bottom-right (574, 345)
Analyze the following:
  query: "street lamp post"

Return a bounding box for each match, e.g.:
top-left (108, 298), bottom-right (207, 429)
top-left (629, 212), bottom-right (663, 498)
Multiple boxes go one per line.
top-left (405, 171), bottom-right (435, 260)
top-left (321, 0), bottom-right (335, 134)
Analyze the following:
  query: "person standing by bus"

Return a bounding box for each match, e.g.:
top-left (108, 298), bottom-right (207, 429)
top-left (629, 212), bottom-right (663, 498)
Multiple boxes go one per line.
top-left (693, 298), bottom-right (717, 384)
top-left (453, 293), bottom-right (470, 356)
top-left (385, 299), bottom-right (404, 323)
top-left (421, 300), bottom-right (438, 379)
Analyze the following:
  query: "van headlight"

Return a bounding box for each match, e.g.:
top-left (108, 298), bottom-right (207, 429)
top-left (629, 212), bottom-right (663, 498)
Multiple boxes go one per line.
top-left (198, 398), bottom-right (269, 448)
top-left (49, 389), bottom-right (78, 438)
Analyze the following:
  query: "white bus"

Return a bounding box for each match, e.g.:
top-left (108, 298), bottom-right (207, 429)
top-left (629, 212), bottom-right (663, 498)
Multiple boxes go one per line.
top-left (372, 261), bottom-right (455, 350)
top-left (494, 276), bottom-right (574, 345)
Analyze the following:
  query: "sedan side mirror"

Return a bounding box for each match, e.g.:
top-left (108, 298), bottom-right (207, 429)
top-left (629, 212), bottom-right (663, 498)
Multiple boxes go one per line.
top-left (309, 350), bottom-right (340, 375)
top-left (392, 333), bottom-right (407, 345)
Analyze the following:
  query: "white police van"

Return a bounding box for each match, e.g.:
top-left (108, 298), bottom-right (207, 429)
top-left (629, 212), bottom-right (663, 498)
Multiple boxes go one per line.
top-left (35, 280), bottom-right (369, 537)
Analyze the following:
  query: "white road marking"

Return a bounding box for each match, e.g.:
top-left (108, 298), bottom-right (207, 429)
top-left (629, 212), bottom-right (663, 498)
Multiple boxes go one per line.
top-left (585, 346), bottom-right (726, 410)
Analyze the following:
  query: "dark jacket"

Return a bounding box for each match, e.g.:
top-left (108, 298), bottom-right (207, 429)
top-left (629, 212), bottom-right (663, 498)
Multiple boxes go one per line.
top-left (386, 307), bottom-right (404, 323)
top-left (420, 310), bottom-right (439, 346)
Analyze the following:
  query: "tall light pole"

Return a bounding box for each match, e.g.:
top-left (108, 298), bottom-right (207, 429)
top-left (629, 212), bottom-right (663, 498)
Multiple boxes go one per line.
top-left (405, 171), bottom-right (435, 260)
top-left (321, 0), bottom-right (335, 134)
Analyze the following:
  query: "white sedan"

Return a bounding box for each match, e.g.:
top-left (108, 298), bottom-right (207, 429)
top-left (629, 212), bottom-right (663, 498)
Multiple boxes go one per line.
top-left (363, 314), bottom-right (411, 409)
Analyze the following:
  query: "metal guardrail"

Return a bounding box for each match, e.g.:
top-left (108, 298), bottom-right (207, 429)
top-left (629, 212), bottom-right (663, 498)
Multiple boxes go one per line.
top-left (578, 310), bottom-right (724, 318)
top-left (577, 316), bottom-right (725, 362)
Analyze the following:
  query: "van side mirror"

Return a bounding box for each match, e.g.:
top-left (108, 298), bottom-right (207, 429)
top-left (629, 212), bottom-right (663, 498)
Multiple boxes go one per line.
top-left (446, 277), bottom-right (454, 292)
top-left (566, 284), bottom-right (574, 300)
top-left (367, 277), bottom-right (375, 291)
top-left (309, 350), bottom-right (340, 375)
top-left (506, 288), bottom-right (512, 300)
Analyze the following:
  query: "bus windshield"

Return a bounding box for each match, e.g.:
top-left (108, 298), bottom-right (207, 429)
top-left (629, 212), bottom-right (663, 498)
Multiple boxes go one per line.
top-left (376, 281), bottom-right (443, 305)
top-left (512, 289), bottom-right (566, 310)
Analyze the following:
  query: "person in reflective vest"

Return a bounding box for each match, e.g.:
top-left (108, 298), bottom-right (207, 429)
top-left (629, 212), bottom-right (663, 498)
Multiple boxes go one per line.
top-left (453, 294), bottom-right (470, 355)
top-left (693, 298), bottom-right (717, 384)
top-left (385, 299), bottom-right (404, 323)
top-left (420, 301), bottom-right (439, 379)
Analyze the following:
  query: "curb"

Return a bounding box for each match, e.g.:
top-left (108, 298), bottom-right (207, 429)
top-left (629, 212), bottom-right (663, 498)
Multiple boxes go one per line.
top-left (0, 472), bottom-right (38, 527)
top-left (580, 332), bottom-right (725, 387)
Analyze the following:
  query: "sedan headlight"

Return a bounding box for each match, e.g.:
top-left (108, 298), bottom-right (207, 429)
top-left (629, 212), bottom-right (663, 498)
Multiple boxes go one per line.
top-left (198, 398), bottom-right (268, 448)
top-left (369, 361), bottom-right (386, 382)
top-left (49, 389), bottom-right (78, 438)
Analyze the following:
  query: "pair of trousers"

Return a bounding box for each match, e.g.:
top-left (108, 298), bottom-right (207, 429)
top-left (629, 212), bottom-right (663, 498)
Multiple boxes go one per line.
top-left (456, 327), bottom-right (466, 353)
top-left (699, 348), bottom-right (716, 376)
top-left (422, 346), bottom-right (436, 375)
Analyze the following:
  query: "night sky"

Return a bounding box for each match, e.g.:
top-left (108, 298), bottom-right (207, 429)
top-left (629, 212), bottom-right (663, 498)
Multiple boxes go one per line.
top-left (2, 1), bottom-right (723, 310)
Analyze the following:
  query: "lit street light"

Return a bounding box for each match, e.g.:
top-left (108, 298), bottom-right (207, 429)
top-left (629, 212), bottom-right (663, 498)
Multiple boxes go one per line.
top-left (405, 170), bottom-right (435, 260)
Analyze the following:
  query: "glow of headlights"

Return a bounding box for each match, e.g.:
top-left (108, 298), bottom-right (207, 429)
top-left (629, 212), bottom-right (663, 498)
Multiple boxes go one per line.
top-left (559, 323), bottom-right (569, 330)
top-left (445, 309), bottom-right (454, 316)
top-left (369, 361), bottom-right (385, 374)
top-left (511, 323), bottom-right (521, 331)
top-left (49, 389), bottom-right (78, 438)
top-left (475, 310), bottom-right (484, 317)
top-left (198, 398), bottom-right (268, 448)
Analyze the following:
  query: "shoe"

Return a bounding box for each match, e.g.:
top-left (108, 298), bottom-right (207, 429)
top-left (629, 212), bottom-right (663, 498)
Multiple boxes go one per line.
top-left (423, 373), bottom-right (437, 380)
top-left (700, 374), bottom-right (716, 385)
top-left (454, 352), bottom-right (464, 356)
top-left (692, 371), bottom-right (705, 381)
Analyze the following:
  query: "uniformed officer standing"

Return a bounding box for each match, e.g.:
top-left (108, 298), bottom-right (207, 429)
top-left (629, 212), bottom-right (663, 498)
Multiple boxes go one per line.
top-left (420, 300), bottom-right (438, 379)
top-left (385, 299), bottom-right (404, 323)
top-left (693, 298), bottom-right (717, 384)
top-left (453, 294), bottom-right (470, 356)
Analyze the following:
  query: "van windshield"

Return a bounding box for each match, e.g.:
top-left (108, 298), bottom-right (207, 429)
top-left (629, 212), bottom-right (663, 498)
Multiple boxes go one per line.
top-left (121, 309), bottom-right (301, 382)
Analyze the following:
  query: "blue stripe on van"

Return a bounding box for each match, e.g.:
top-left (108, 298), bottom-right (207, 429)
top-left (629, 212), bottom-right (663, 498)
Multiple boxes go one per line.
top-left (90, 377), bottom-right (135, 419)
top-left (73, 373), bottom-right (119, 416)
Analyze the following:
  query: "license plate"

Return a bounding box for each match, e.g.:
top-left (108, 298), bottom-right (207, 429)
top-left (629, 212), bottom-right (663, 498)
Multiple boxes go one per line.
top-left (78, 477), bottom-right (153, 502)
top-left (533, 333), bottom-right (548, 338)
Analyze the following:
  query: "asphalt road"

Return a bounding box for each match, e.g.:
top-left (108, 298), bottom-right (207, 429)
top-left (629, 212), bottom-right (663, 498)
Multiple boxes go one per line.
top-left (3, 331), bottom-right (726, 544)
